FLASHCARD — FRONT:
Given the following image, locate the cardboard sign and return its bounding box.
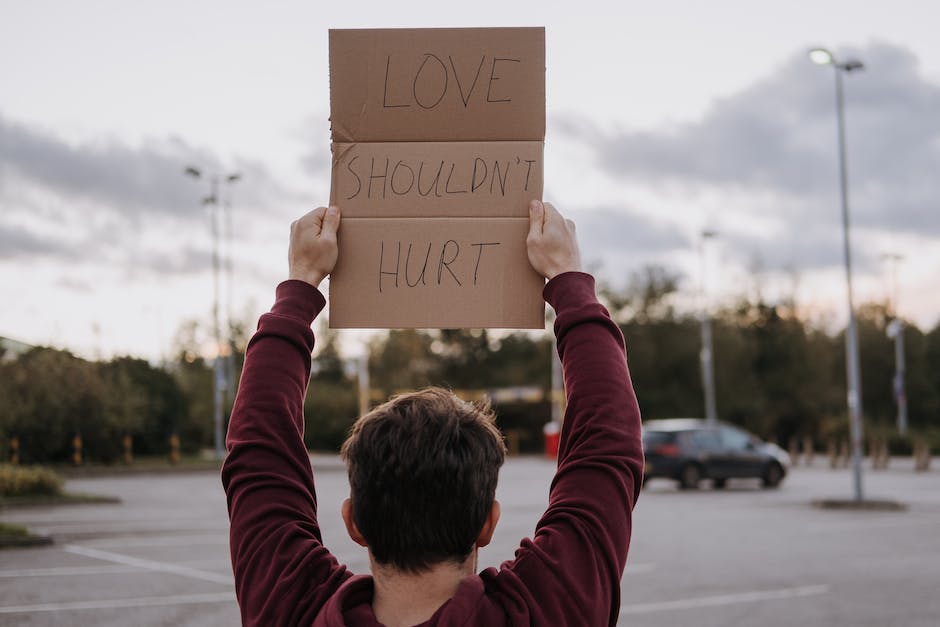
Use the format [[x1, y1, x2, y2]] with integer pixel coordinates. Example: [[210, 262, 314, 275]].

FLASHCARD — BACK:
[[328, 27, 545, 329]]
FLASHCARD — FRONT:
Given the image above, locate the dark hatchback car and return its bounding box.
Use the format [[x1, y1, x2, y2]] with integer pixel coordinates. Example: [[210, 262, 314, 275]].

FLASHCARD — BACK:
[[642, 418, 790, 489]]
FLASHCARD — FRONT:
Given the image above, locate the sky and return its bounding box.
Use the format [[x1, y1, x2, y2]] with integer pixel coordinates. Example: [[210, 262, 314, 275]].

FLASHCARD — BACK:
[[2, 0, 939, 361]]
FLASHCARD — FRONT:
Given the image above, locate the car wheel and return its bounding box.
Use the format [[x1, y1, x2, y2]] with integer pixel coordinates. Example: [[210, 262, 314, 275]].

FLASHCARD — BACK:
[[713, 478, 727, 489], [678, 464, 702, 490], [761, 462, 784, 488]]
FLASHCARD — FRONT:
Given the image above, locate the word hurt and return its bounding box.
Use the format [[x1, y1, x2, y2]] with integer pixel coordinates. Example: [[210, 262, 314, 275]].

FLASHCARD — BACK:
[[378, 240, 501, 292]]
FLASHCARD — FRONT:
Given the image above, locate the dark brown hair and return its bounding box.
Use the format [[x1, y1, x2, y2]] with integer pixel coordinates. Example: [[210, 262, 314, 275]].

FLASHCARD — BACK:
[[340, 387, 506, 572]]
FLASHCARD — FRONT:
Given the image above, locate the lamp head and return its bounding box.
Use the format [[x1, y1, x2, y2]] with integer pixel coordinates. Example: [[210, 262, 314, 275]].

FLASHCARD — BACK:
[[809, 48, 833, 65]]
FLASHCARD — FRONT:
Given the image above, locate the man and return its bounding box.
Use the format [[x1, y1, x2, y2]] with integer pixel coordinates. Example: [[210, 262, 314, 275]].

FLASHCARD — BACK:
[[222, 200, 644, 626]]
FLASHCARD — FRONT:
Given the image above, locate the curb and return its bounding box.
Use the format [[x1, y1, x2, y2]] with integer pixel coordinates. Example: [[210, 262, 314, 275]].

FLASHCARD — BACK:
[[811, 498, 907, 511], [0, 533, 54, 549]]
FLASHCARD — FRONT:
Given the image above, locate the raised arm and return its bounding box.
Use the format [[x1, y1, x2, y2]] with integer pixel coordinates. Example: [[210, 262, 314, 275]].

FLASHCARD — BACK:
[[221, 207, 352, 626], [488, 201, 643, 626]]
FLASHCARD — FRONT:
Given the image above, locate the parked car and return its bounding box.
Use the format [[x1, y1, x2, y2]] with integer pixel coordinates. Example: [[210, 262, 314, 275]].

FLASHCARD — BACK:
[[642, 418, 790, 489]]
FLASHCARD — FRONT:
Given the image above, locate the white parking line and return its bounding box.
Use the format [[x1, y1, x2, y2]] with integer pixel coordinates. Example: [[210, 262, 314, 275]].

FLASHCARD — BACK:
[[619, 584, 830, 616], [0, 592, 235, 614], [30, 521, 225, 535], [177, 558, 233, 568], [0, 565, 142, 578], [64, 545, 233, 585], [80, 534, 228, 549], [0, 557, 233, 579]]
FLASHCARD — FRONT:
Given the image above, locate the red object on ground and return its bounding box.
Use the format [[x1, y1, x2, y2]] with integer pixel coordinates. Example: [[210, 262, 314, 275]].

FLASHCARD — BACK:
[[543, 422, 561, 459]]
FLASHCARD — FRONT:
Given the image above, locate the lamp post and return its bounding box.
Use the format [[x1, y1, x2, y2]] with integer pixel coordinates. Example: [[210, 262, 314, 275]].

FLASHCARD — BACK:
[[882, 253, 907, 435], [220, 173, 241, 425], [699, 230, 718, 427], [809, 46, 866, 501], [184, 166, 242, 460]]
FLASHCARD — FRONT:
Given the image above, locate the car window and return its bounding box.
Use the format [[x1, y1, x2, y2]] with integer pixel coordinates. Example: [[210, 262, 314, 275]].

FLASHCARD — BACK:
[[720, 427, 752, 450], [642, 431, 675, 447], [688, 429, 721, 451]]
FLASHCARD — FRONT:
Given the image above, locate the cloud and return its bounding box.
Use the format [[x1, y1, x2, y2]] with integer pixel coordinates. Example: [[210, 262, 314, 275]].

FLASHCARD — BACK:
[[722, 224, 863, 274], [299, 139, 332, 177], [575, 207, 689, 254], [53, 276, 93, 293], [142, 246, 214, 276], [0, 111, 291, 277], [0, 115, 216, 218], [0, 223, 79, 260], [565, 207, 691, 281], [0, 111, 287, 221], [561, 42, 940, 240]]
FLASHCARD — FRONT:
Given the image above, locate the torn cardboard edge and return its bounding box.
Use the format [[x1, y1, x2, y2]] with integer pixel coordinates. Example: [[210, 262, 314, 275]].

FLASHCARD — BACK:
[[330, 140, 543, 217], [329, 217, 545, 329]]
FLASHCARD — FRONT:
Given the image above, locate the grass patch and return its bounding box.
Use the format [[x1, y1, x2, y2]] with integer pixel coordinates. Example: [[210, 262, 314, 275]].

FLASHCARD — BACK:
[[0, 465, 119, 509], [0, 521, 28, 537], [0, 492, 120, 508], [0, 465, 63, 498], [0, 521, 53, 548]]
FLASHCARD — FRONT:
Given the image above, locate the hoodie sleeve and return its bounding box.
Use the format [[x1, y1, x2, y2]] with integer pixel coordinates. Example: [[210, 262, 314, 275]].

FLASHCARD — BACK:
[[221, 280, 352, 626], [484, 271, 644, 627]]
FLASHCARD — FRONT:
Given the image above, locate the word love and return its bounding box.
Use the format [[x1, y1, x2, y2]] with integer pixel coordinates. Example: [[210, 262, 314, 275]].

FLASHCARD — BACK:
[[383, 54, 521, 110], [377, 239, 501, 292]]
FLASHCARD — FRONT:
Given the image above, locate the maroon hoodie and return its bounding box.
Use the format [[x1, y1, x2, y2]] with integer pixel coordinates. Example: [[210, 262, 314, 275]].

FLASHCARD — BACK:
[[222, 271, 643, 626]]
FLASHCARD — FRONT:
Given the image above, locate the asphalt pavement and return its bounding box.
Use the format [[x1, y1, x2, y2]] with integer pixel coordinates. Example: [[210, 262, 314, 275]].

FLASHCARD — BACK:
[[1, 455, 938, 626]]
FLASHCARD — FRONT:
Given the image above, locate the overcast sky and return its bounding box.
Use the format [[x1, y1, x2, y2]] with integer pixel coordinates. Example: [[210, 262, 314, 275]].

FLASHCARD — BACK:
[[2, 0, 939, 360]]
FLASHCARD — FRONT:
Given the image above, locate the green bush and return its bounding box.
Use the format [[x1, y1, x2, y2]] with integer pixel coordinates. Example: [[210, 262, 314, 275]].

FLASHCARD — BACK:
[[0, 522, 29, 537], [304, 379, 359, 451], [0, 465, 64, 497]]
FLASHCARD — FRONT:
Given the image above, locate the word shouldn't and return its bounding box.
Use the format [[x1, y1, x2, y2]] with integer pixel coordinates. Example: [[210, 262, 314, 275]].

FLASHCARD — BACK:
[[378, 240, 501, 292], [344, 156, 537, 200]]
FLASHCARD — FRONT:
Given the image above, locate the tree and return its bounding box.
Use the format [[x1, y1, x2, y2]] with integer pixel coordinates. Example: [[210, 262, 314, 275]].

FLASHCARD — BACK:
[[312, 321, 346, 383], [369, 330, 439, 393], [2, 348, 105, 462], [304, 322, 359, 451], [99, 357, 189, 455], [601, 265, 681, 324]]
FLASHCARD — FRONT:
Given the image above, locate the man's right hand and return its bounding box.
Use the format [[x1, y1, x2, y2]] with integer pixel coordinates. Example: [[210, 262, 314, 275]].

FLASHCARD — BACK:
[[525, 200, 582, 280], [288, 206, 341, 288]]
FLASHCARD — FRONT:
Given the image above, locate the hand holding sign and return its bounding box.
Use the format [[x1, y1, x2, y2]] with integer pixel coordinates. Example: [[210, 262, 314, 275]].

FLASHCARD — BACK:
[[289, 206, 342, 288], [526, 200, 582, 281]]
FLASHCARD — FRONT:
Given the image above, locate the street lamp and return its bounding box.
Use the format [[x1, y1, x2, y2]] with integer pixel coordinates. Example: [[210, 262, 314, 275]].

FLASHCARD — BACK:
[[882, 253, 908, 435], [220, 173, 241, 434], [700, 230, 718, 427], [809, 46, 866, 501], [184, 166, 242, 461]]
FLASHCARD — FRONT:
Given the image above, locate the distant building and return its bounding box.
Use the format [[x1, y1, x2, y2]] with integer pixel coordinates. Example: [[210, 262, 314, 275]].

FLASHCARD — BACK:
[[0, 336, 33, 361]]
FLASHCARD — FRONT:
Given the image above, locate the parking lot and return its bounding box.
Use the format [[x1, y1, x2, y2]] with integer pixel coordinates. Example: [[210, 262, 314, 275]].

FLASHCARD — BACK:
[[2, 456, 939, 626]]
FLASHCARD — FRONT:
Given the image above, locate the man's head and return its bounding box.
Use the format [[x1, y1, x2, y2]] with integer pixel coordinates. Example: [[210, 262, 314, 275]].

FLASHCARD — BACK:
[[340, 387, 506, 573]]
